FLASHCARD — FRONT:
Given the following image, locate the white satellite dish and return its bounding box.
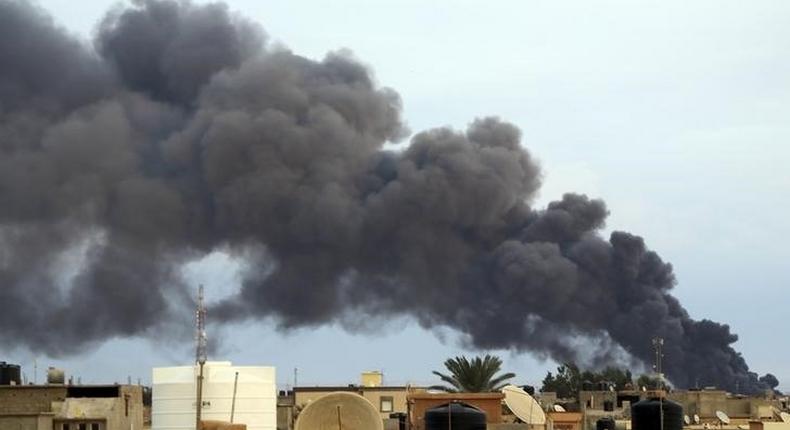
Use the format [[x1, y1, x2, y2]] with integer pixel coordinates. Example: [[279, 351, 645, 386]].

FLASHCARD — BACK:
[[694, 414, 701, 424], [502, 384, 546, 425], [295, 392, 384, 430], [684, 415, 691, 425], [554, 404, 567, 412], [780, 412, 790, 423], [716, 410, 731, 425]]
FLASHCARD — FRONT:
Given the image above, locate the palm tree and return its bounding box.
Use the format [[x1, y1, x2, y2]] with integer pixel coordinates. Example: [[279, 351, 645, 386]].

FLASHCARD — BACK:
[[431, 354, 516, 392]]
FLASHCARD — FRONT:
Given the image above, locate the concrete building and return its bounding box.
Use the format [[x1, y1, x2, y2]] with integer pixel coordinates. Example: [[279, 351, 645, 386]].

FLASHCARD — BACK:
[[293, 384, 422, 421], [0, 384, 144, 430], [668, 389, 783, 422], [407, 392, 504, 430]]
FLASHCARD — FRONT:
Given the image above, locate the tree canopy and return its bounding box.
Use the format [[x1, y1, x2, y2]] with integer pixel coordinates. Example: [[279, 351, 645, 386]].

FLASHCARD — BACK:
[[541, 362, 656, 398], [431, 355, 516, 393]]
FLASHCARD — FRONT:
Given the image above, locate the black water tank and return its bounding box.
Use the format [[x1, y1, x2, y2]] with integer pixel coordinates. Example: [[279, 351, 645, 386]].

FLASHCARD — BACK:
[[597, 417, 616, 430], [425, 402, 486, 430], [632, 398, 683, 430], [0, 362, 21, 385]]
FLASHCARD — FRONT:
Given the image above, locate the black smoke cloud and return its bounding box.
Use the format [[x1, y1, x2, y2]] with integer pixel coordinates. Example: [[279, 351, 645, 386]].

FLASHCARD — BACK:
[[0, 0, 771, 393]]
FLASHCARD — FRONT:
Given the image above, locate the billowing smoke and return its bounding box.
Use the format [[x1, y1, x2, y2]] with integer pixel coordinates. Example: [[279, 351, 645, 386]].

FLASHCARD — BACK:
[[0, 0, 772, 393]]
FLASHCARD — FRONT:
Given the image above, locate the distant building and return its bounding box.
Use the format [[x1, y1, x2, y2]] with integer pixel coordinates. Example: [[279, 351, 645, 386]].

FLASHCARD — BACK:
[[0, 384, 144, 430]]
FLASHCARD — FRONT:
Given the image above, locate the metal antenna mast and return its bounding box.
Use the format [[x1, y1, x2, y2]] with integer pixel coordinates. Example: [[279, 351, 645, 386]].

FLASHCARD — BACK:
[[652, 337, 664, 389], [195, 285, 208, 430], [653, 337, 665, 430]]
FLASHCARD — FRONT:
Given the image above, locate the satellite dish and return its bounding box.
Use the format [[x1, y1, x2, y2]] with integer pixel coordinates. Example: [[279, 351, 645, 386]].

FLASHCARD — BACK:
[[502, 385, 546, 425], [694, 414, 701, 424], [716, 410, 731, 425], [684, 415, 691, 425], [554, 404, 567, 412], [780, 412, 790, 423], [295, 392, 384, 430]]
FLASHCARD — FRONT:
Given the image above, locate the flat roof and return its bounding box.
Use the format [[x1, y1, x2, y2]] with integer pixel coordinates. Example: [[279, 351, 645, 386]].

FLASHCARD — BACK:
[[408, 392, 504, 400], [294, 385, 420, 392]]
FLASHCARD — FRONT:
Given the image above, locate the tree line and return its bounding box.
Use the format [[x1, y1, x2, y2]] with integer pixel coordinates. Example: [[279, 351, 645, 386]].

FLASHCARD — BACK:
[[540, 362, 663, 398]]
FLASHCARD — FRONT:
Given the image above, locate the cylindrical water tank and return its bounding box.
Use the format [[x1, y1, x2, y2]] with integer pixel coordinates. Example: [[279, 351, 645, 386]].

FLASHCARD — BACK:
[[425, 402, 486, 430], [152, 362, 276, 430], [597, 417, 616, 430], [0, 362, 21, 385], [47, 367, 65, 384], [632, 398, 683, 430]]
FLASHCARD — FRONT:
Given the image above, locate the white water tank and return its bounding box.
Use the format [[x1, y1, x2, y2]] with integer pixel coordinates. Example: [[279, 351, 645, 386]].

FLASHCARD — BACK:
[[152, 361, 276, 430]]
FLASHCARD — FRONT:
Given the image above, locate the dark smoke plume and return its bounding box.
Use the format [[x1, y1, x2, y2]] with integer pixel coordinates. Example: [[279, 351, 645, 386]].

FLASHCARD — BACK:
[[0, 0, 772, 393]]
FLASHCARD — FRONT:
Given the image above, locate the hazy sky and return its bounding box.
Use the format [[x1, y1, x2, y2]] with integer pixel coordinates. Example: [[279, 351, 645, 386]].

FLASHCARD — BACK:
[[12, 0, 789, 391]]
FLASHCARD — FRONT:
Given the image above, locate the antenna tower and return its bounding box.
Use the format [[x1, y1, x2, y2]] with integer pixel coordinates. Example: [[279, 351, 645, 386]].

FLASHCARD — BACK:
[[196, 285, 207, 365], [653, 337, 665, 430], [195, 285, 207, 430]]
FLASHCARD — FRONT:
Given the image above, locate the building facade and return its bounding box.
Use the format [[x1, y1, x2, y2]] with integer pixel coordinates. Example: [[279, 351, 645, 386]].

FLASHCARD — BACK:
[[0, 385, 144, 430]]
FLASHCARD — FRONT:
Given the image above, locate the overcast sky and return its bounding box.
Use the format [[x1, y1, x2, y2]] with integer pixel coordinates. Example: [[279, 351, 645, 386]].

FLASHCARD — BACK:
[[14, 0, 789, 391]]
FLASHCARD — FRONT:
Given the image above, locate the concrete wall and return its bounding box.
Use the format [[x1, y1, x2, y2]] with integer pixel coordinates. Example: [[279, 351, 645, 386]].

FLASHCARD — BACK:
[[579, 391, 618, 412], [0, 414, 54, 430], [0, 386, 68, 414], [0, 385, 143, 430], [547, 411, 583, 430], [276, 404, 293, 430], [55, 385, 143, 430], [490, 425, 534, 430], [361, 389, 410, 420], [750, 422, 790, 430]]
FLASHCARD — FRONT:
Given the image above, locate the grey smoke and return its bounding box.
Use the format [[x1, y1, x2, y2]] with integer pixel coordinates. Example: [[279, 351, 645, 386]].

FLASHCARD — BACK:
[[0, 0, 772, 393]]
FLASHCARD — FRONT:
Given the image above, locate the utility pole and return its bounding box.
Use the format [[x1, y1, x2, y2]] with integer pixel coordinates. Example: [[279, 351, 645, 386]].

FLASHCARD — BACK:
[[294, 367, 298, 389], [195, 285, 208, 430]]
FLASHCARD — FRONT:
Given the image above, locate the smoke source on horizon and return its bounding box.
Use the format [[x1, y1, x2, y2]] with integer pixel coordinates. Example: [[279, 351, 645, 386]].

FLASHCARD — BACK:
[[0, 0, 774, 393]]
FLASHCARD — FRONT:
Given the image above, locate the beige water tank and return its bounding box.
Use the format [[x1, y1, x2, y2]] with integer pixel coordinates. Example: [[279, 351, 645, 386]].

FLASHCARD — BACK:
[[153, 362, 276, 430], [361, 371, 383, 387], [47, 367, 65, 384]]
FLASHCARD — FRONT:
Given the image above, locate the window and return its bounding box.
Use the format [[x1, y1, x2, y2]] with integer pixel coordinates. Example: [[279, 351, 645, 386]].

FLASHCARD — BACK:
[[380, 396, 394, 413], [79, 424, 87, 430], [91, 424, 100, 430]]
